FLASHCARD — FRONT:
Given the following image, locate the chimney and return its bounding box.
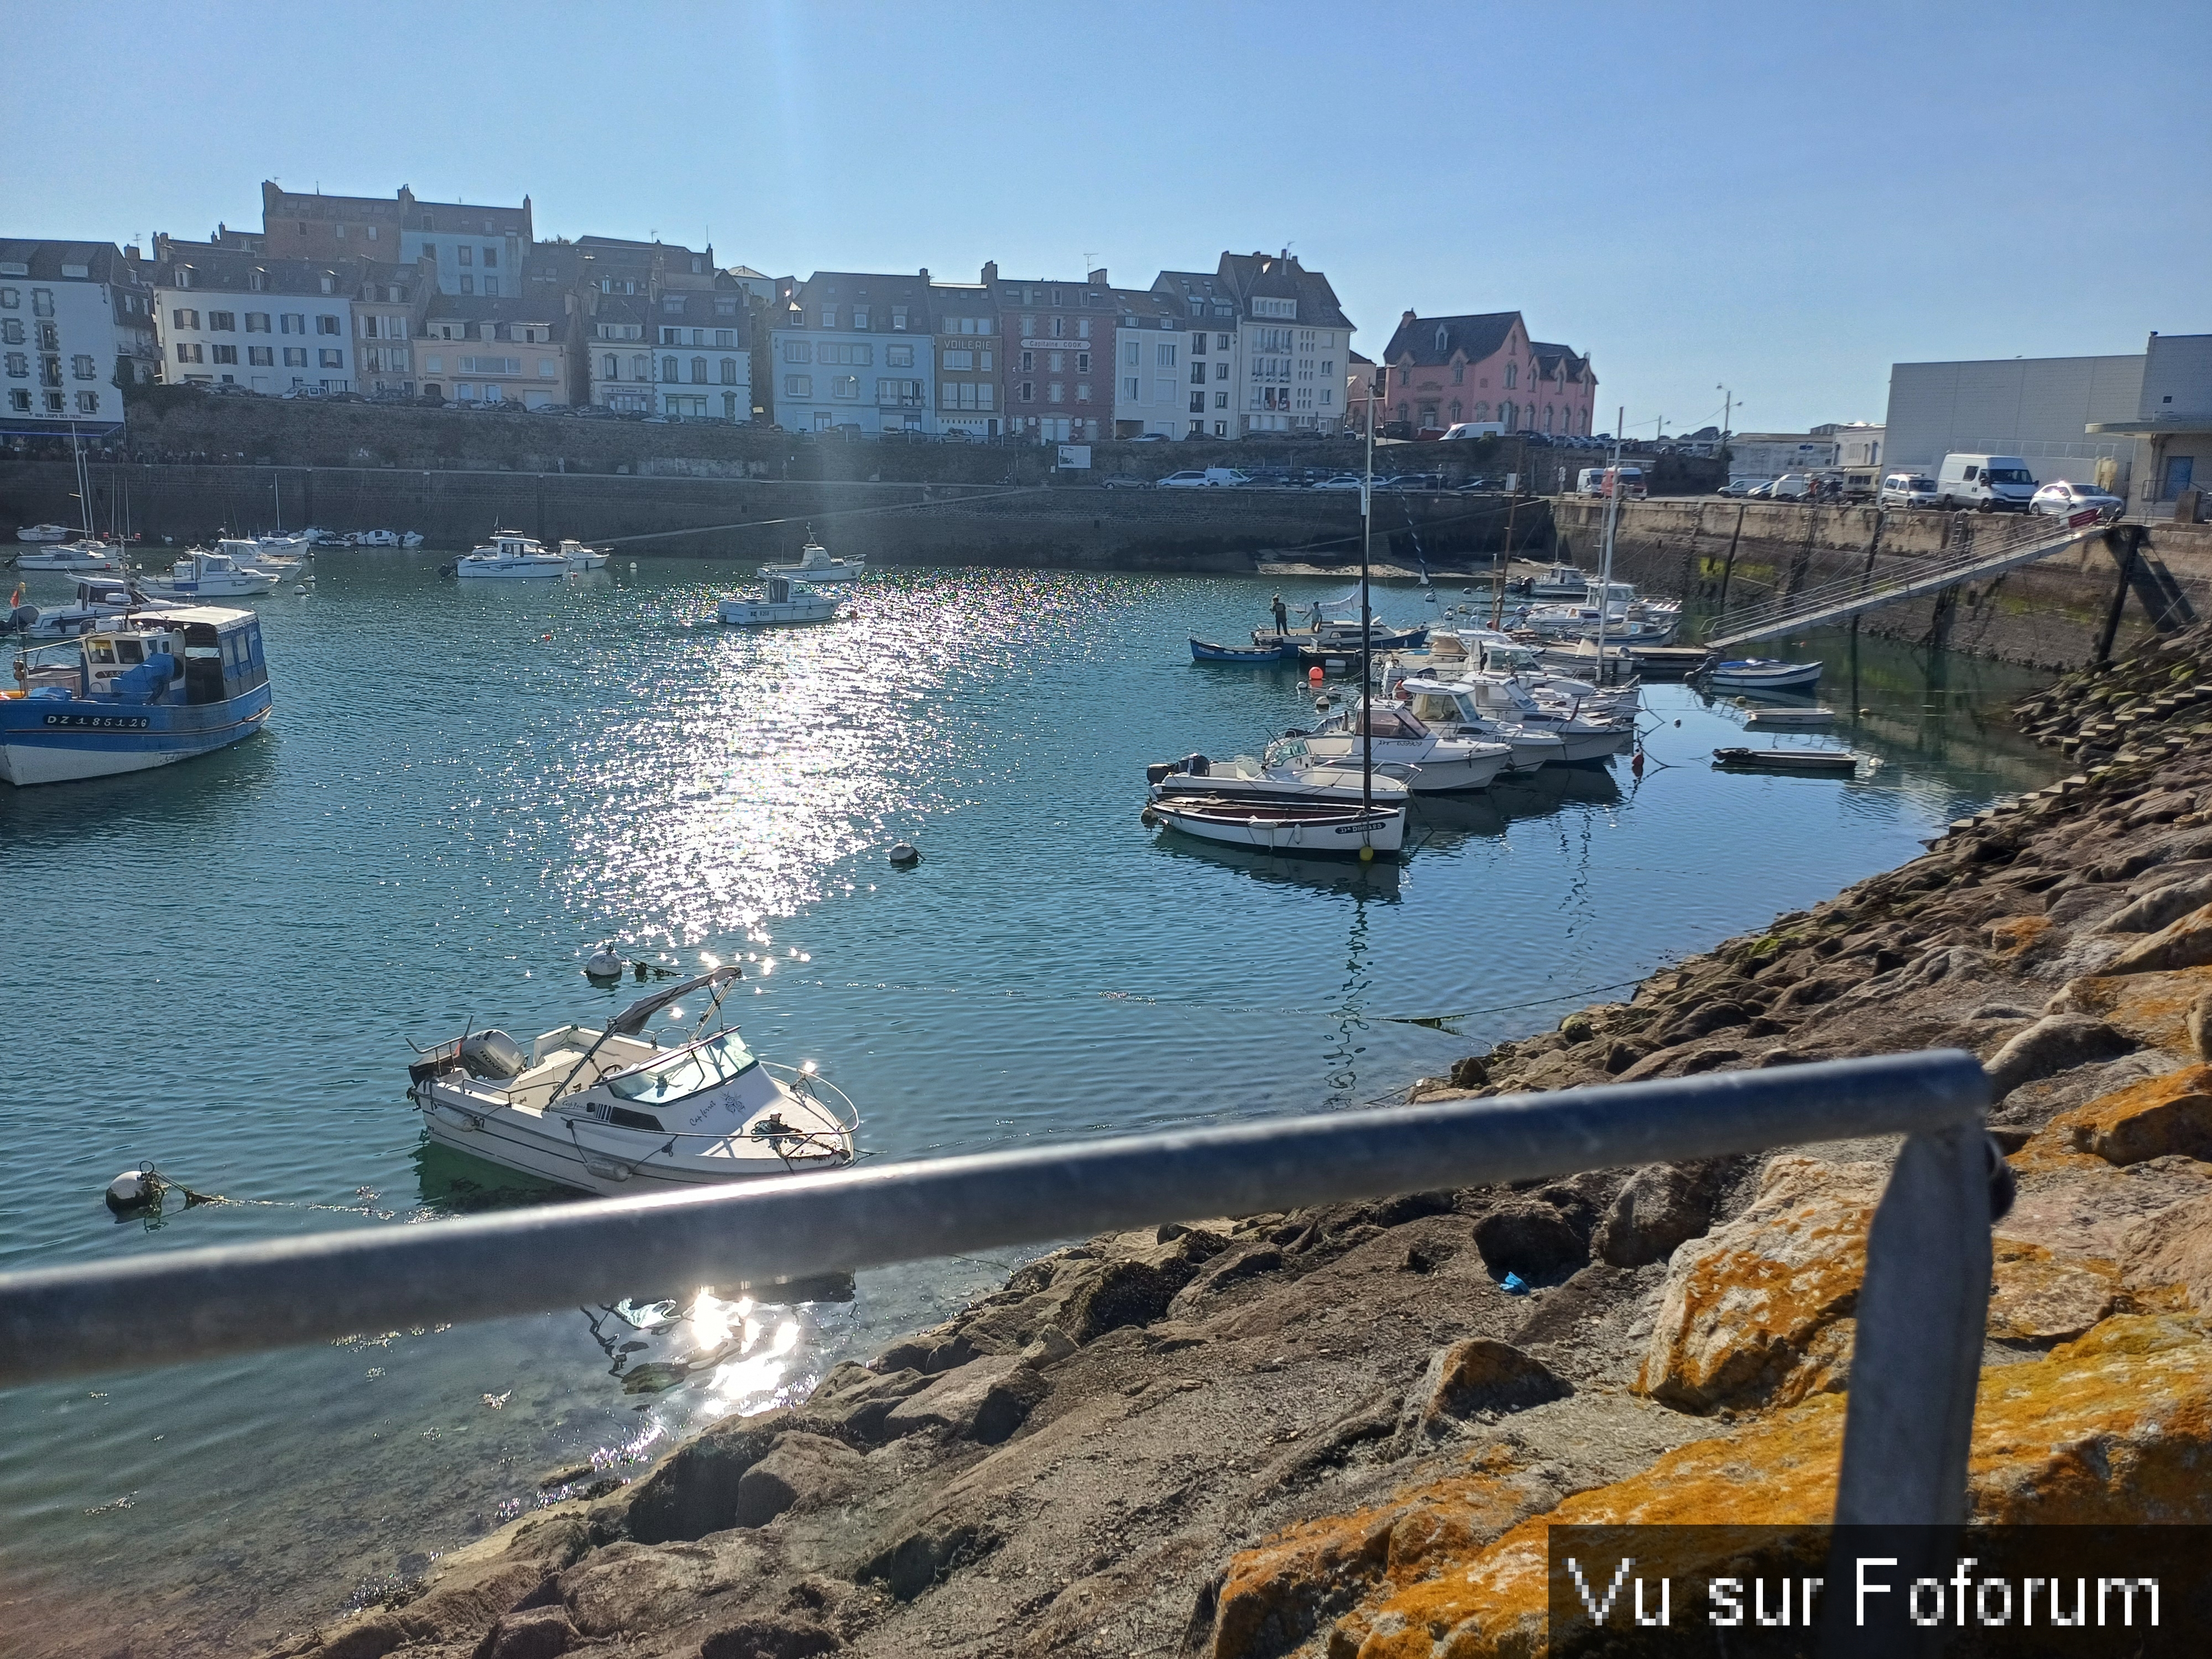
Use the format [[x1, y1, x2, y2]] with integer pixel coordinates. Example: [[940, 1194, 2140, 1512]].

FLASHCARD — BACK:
[[981, 260, 998, 285], [919, 267, 930, 280], [1401, 309, 1417, 327], [1087, 267, 1108, 284]]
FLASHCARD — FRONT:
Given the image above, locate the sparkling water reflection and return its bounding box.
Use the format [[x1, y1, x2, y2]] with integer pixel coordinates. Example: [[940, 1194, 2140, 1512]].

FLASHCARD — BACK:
[[0, 554, 2059, 1654]]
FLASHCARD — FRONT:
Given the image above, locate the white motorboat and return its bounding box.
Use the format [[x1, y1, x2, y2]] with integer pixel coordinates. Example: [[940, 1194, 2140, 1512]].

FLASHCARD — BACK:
[[1745, 706, 1839, 727], [1147, 739, 1415, 808], [406, 967, 859, 1196], [14, 541, 121, 572], [14, 524, 74, 544], [1524, 562, 1593, 600], [1397, 675, 1630, 765], [557, 539, 610, 572], [761, 531, 864, 583], [139, 549, 280, 599], [718, 575, 842, 627], [6, 576, 148, 639], [1515, 584, 1681, 645], [1391, 680, 1567, 771], [1705, 658, 1824, 692], [1387, 629, 1640, 719], [212, 537, 302, 577], [1149, 795, 1406, 856], [445, 530, 571, 580], [1295, 699, 1515, 792], [258, 533, 314, 557]]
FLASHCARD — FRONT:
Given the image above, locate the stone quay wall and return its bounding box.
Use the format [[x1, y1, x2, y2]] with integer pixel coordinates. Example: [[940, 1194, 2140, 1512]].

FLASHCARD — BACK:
[[1552, 496, 2212, 670], [0, 461, 1556, 575]]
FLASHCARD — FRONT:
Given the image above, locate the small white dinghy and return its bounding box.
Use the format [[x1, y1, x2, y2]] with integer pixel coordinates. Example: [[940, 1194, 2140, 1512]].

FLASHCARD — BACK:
[[718, 574, 842, 627], [1745, 706, 1839, 728], [406, 966, 858, 1195], [1146, 739, 1416, 808], [1149, 795, 1406, 856], [1706, 658, 1823, 692], [760, 530, 864, 583]]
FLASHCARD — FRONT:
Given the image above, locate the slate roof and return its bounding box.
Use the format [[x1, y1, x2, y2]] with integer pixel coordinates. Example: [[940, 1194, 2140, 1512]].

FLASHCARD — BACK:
[[1217, 252, 1354, 332], [152, 239, 374, 298], [782, 270, 939, 331], [1112, 288, 1183, 327], [0, 239, 136, 284], [1530, 340, 1592, 382], [1383, 312, 1522, 367]]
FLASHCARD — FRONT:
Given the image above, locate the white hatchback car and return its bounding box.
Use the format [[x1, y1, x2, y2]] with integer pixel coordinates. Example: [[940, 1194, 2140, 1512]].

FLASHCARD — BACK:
[[1878, 473, 1939, 508], [2031, 481, 2124, 520]]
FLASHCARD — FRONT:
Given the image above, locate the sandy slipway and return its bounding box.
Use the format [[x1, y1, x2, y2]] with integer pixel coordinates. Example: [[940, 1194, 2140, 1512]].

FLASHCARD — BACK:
[[263, 628, 2212, 1659]]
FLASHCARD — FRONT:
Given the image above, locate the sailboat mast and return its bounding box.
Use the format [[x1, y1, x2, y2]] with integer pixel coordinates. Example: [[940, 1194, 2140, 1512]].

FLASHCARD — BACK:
[[1361, 388, 1374, 816], [1597, 405, 1624, 684]]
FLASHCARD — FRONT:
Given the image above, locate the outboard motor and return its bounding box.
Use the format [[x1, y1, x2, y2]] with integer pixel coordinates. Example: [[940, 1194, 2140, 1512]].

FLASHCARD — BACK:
[[1183, 752, 1209, 778], [458, 1029, 528, 1080], [8, 604, 38, 631]]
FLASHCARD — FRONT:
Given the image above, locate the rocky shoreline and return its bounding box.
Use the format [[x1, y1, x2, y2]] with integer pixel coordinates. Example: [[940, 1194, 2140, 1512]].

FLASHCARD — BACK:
[[265, 625, 2212, 1659]]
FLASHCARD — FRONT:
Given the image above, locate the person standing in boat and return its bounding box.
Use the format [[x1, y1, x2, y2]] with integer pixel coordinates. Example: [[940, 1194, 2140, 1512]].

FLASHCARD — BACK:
[[1271, 593, 1288, 635]]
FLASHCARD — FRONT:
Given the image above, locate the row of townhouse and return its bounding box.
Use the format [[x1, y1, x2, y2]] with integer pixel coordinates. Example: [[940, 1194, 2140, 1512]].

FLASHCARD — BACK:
[[0, 239, 160, 432], [763, 251, 1361, 440]]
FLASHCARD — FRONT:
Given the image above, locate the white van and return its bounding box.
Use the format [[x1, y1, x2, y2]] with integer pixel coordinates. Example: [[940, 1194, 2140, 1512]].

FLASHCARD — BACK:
[[1441, 421, 1504, 441], [1576, 466, 1646, 498], [1879, 472, 1938, 508], [1936, 454, 2037, 512]]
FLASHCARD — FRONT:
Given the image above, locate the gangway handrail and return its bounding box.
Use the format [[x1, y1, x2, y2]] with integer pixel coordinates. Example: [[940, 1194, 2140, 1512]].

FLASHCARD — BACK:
[[0, 1051, 1992, 1524], [1700, 517, 2107, 650]]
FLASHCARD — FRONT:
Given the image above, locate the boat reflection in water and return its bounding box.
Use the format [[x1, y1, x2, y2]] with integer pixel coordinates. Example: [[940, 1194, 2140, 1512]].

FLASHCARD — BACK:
[[1149, 825, 1405, 899]]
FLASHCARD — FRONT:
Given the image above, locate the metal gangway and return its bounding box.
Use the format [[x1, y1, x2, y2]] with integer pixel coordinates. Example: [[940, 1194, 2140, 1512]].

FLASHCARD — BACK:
[[0, 1051, 2001, 1528], [1700, 512, 2114, 652]]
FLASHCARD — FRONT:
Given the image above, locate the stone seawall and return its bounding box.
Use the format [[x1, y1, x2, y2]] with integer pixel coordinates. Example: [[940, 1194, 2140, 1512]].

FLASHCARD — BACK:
[[0, 461, 1556, 573], [1553, 497, 2212, 669]]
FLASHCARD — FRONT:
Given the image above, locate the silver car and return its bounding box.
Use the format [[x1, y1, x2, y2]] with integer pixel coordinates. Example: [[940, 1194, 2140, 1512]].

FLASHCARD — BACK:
[[2031, 481, 2124, 521]]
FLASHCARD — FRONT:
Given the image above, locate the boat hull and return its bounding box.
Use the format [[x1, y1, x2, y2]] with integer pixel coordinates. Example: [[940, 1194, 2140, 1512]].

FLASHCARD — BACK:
[[1713, 747, 1858, 773], [140, 576, 279, 599], [760, 563, 863, 583], [1152, 799, 1406, 855], [1191, 637, 1293, 663], [15, 552, 118, 572], [455, 564, 568, 580], [1709, 663, 1824, 691], [415, 1102, 849, 1196], [0, 685, 272, 786], [719, 598, 842, 625]]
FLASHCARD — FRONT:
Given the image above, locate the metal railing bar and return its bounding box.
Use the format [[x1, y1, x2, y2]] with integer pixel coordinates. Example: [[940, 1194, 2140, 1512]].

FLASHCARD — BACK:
[[0, 1051, 1984, 1390]]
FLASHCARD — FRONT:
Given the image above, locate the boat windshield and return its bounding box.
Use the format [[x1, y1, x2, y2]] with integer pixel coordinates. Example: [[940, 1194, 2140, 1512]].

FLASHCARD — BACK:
[[606, 1031, 758, 1104]]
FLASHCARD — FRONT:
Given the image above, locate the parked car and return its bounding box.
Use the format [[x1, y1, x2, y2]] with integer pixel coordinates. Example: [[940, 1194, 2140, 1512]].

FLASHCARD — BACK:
[[1098, 473, 1149, 489], [1158, 468, 1249, 487], [1311, 474, 1365, 491], [1877, 473, 1938, 509], [1379, 473, 1446, 492], [2031, 480, 2124, 520], [1378, 420, 1415, 441], [1454, 476, 1500, 493], [938, 429, 972, 442], [1936, 453, 2037, 512], [1578, 466, 1647, 498], [1130, 433, 1172, 444], [1241, 467, 1297, 488], [1715, 477, 1771, 498]]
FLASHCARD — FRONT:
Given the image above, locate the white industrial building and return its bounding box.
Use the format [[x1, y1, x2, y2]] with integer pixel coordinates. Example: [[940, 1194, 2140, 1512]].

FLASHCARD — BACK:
[[1882, 352, 2145, 496]]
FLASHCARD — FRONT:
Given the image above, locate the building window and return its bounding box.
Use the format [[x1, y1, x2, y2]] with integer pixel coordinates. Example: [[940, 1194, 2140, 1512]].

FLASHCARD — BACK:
[[891, 305, 907, 330], [719, 358, 738, 384], [460, 276, 474, 294], [784, 340, 812, 363], [1215, 391, 1228, 409], [819, 306, 836, 328], [482, 246, 497, 268], [315, 315, 339, 335], [173, 307, 200, 328], [0, 320, 15, 345], [246, 312, 270, 332], [1188, 391, 1204, 413], [1019, 349, 1034, 372], [1190, 362, 1205, 385], [603, 353, 619, 379], [688, 356, 706, 383], [32, 289, 55, 317], [7, 389, 26, 411], [784, 373, 812, 398], [319, 348, 343, 368], [632, 354, 649, 379], [716, 297, 738, 316], [852, 307, 869, 329], [1047, 381, 1063, 401], [284, 347, 307, 367], [885, 343, 914, 368], [77, 390, 99, 413], [1075, 382, 1090, 403], [715, 330, 735, 348], [70, 353, 97, 378], [1020, 382, 1035, 403], [1504, 363, 1516, 388], [661, 356, 679, 382], [1123, 376, 1139, 400], [3, 352, 24, 377], [1215, 363, 1228, 381], [210, 345, 238, 366], [0, 289, 15, 309], [831, 375, 858, 399], [280, 314, 304, 334], [207, 310, 236, 331], [175, 343, 203, 363], [1156, 343, 1176, 368], [249, 346, 274, 366]]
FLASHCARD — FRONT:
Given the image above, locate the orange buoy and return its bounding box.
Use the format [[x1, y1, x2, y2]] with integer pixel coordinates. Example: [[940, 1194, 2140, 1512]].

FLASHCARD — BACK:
[[1307, 665, 1323, 685]]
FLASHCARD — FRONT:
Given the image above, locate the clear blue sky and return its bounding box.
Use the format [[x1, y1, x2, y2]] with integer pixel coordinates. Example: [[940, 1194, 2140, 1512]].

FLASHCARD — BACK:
[[12, 0, 2205, 435]]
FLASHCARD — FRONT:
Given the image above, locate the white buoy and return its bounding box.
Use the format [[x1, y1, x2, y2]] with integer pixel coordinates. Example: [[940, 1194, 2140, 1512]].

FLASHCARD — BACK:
[[888, 842, 920, 867], [105, 1170, 156, 1213], [585, 944, 625, 979]]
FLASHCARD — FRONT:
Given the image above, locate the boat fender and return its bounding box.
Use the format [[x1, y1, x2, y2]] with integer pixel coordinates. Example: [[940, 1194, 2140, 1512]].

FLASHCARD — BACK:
[[888, 841, 920, 867], [585, 945, 625, 979], [105, 1168, 161, 1213], [1139, 805, 1157, 827]]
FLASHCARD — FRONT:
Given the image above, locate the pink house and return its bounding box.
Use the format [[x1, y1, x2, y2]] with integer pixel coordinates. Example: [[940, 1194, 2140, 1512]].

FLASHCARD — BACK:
[[1378, 310, 1596, 437]]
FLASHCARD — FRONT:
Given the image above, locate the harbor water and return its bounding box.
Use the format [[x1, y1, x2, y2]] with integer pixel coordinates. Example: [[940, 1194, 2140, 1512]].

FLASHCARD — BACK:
[[0, 552, 2059, 1653]]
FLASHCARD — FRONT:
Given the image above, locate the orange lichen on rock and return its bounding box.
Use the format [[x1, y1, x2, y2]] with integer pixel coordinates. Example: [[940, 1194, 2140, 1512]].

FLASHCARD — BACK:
[[2017, 1062, 2212, 1169], [1319, 1314, 2212, 1659], [1631, 1157, 1881, 1413], [1206, 1453, 1551, 1659], [1988, 915, 2052, 956], [2058, 967, 2212, 1058]]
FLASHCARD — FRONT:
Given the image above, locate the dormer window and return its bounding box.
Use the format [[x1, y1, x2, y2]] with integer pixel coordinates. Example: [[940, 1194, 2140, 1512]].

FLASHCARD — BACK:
[[853, 307, 869, 329], [1434, 326, 1447, 354]]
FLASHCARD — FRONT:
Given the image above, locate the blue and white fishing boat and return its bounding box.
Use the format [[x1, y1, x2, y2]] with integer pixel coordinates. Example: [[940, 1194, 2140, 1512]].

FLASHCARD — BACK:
[[140, 547, 281, 599], [1704, 658, 1824, 692], [718, 574, 842, 627], [2, 605, 273, 786], [6, 576, 149, 640]]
